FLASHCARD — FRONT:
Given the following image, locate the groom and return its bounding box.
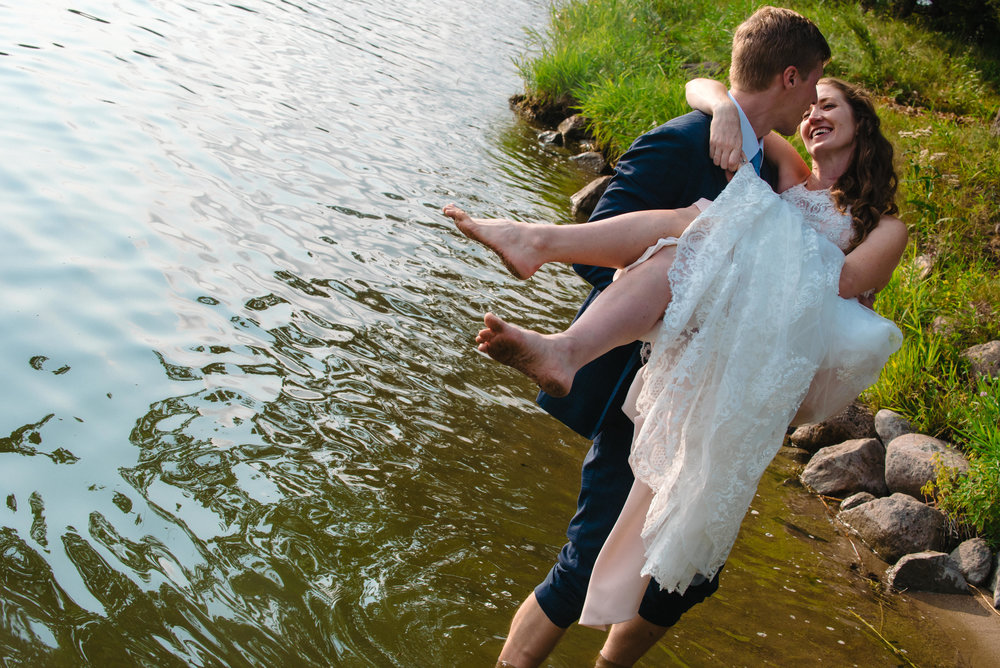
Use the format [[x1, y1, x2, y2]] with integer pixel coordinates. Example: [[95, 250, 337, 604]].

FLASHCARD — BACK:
[[497, 7, 830, 668]]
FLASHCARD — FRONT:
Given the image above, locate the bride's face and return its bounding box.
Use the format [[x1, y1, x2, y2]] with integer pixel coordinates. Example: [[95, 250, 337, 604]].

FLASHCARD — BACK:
[[799, 84, 856, 157]]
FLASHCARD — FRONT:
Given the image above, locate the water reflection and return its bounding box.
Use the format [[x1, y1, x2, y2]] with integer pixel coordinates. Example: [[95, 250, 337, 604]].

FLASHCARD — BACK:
[[1, 0, 579, 663]]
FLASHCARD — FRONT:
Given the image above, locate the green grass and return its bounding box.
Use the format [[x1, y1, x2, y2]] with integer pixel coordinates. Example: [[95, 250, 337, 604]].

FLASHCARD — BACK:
[[515, 0, 1000, 545], [933, 374, 1000, 541]]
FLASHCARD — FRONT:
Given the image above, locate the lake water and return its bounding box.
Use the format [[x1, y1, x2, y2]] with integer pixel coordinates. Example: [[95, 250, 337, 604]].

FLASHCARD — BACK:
[[0, 1, 975, 665]]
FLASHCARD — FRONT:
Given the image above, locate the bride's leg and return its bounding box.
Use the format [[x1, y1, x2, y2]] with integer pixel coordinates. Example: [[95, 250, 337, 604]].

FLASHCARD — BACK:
[[476, 246, 676, 396], [443, 204, 697, 279], [580, 414, 655, 630]]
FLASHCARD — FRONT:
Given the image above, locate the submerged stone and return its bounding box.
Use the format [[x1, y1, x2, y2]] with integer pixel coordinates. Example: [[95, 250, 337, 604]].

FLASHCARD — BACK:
[[838, 493, 946, 563], [950, 537, 993, 586], [557, 114, 590, 142], [886, 551, 968, 594], [789, 402, 875, 452], [538, 130, 562, 146], [569, 150, 607, 173], [570, 176, 611, 222]]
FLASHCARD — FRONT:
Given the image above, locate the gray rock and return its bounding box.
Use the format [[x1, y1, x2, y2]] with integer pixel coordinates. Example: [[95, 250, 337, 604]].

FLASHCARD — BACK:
[[886, 551, 968, 594], [801, 438, 888, 497], [557, 114, 590, 143], [569, 150, 607, 173], [874, 409, 913, 445], [993, 554, 1000, 608], [838, 493, 946, 562], [788, 402, 876, 452], [885, 433, 970, 499], [841, 491, 876, 511], [992, 105, 1000, 137], [930, 315, 957, 337], [537, 130, 562, 146], [569, 176, 612, 222], [949, 537, 993, 586], [961, 340, 1000, 380], [914, 254, 935, 280]]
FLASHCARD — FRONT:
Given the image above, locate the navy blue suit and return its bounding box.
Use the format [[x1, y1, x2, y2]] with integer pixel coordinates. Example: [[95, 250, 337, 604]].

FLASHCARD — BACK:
[[533, 111, 778, 627]]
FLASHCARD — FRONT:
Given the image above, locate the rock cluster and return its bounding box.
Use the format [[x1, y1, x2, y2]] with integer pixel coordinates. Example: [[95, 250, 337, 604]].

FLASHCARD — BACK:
[[508, 103, 615, 222], [794, 404, 998, 606], [540, 114, 616, 222]]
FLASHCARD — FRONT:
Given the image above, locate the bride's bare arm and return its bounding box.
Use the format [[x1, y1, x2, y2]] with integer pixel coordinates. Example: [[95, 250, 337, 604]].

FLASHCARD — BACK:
[[762, 133, 811, 192], [686, 78, 743, 171], [839, 215, 909, 299], [687, 78, 812, 190]]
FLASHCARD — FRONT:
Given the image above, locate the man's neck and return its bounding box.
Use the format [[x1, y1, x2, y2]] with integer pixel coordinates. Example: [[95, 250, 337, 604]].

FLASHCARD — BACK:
[[729, 88, 778, 140]]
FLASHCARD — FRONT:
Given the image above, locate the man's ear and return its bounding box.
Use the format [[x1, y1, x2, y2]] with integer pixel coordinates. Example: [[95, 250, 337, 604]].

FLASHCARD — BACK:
[[782, 65, 799, 89]]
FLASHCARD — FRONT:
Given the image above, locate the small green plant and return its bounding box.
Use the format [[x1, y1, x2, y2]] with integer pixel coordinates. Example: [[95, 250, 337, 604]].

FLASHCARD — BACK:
[[933, 375, 1000, 547]]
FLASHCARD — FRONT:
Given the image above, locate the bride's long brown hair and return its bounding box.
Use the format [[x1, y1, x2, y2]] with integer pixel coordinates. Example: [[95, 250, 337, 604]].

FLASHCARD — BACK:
[[822, 78, 898, 251]]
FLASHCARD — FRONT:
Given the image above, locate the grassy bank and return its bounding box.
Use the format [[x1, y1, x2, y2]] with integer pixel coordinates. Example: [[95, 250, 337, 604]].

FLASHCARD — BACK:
[[515, 0, 1000, 544]]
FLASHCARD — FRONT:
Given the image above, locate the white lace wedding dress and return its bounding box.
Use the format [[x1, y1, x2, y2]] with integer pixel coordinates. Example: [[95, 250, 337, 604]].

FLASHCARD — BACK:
[[579, 166, 902, 627]]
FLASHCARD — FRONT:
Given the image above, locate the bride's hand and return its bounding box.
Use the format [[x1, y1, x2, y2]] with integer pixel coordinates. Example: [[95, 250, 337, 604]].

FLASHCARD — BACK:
[[858, 291, 877, 310], [709, 99, 744, 173]]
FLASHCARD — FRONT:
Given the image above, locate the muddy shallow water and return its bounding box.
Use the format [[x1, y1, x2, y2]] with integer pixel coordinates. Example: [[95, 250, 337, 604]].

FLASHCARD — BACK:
[[599, 446, 999, 667]]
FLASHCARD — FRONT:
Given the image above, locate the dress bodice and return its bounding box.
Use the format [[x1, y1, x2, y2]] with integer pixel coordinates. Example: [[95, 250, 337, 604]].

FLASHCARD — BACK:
[[780, 183, 854, 251]]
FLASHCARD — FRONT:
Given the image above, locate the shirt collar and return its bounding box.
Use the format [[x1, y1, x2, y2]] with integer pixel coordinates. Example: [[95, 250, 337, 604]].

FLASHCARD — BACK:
[[728, 91, 764, 163]]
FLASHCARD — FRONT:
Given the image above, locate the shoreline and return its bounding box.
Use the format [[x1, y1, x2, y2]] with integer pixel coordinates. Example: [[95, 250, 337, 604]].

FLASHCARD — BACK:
[[773, 446, 1000, 667]]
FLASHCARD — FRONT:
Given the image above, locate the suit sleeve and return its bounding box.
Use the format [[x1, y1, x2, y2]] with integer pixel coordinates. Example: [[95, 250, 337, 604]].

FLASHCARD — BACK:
[[575, 120, 706, 290], [539, 114, 718, 439]]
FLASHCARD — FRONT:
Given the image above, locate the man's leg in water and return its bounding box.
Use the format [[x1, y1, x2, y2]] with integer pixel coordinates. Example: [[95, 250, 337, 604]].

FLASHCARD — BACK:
[[600, 616, 669, 667], [495, 593, 691, 667], [500, 407, 637, 667], [599, 567, 722, 666], [442, 204, 696, 279], [476, 246, 677, 397], [496, 593, 565, 668]]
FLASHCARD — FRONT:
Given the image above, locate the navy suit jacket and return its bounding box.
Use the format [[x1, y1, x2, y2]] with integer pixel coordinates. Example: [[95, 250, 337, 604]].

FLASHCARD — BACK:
[[538, 110, 778, 439]]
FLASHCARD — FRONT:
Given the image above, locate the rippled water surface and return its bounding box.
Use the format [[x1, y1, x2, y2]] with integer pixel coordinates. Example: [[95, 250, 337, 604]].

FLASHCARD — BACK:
[[0, 1, 975, 666]]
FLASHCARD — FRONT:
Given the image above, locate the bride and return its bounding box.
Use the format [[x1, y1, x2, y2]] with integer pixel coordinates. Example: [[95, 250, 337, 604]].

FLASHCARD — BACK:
[[444, 77, 907, 625]]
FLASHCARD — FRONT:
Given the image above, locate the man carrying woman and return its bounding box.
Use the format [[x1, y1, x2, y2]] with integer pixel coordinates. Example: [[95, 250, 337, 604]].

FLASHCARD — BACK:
[[449, 7, 855, 668]]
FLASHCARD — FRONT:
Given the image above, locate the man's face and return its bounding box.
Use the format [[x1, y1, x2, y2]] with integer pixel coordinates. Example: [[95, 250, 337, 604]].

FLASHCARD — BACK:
[[776, 64, 823, 136]]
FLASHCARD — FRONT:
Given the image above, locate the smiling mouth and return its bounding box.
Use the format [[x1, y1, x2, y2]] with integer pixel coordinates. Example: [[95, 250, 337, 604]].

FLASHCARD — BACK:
[[811, 128, 832, 138]]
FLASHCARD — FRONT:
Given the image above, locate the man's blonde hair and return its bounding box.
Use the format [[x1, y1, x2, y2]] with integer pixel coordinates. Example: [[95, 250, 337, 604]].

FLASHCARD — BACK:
[[730, 6, 830, 91]]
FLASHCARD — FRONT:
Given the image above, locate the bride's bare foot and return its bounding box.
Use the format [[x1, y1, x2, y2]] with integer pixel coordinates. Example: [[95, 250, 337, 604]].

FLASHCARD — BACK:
[[475, 312, 576, 397], [442, 204, 545, 279]]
